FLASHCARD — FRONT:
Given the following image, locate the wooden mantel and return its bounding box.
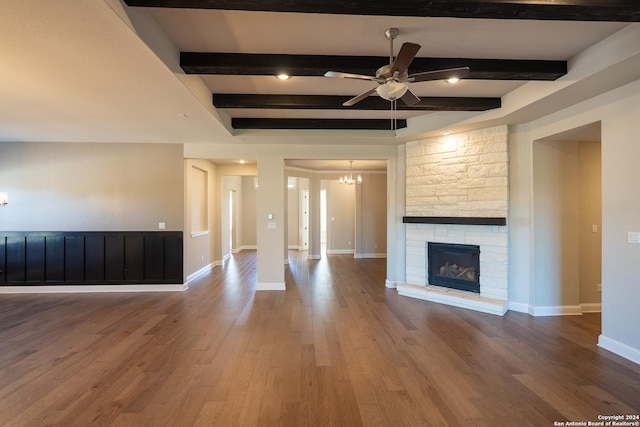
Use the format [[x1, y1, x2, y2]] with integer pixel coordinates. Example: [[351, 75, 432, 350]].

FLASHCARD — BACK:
[[402, 216, 507, 226]]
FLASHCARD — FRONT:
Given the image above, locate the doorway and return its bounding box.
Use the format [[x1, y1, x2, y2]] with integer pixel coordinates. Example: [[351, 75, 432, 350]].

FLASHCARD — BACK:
[[532, 122, 602, 314]]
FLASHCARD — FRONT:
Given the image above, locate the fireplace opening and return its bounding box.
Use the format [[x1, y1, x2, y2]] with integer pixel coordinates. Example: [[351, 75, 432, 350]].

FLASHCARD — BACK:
[[428, 242, 480, 293]]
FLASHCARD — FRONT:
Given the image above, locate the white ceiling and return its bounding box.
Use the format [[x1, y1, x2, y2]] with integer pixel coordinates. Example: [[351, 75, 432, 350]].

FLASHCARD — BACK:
[[0, 1, 636, 146]]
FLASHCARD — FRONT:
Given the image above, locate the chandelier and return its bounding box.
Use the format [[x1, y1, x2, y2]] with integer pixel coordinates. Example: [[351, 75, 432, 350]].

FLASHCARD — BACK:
[[339, 161, 362, 185]]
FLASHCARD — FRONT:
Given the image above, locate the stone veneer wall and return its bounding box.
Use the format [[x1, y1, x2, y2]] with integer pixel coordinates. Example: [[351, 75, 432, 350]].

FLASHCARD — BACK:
[[405, 125, 509, 301]]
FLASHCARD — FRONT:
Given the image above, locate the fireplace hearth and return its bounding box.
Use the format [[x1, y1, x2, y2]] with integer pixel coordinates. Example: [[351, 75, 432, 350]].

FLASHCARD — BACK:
[[428, 242, 480, 293]]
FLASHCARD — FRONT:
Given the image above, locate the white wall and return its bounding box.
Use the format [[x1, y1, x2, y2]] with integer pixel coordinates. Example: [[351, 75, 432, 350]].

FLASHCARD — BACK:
[[0, 142, 183, 231]]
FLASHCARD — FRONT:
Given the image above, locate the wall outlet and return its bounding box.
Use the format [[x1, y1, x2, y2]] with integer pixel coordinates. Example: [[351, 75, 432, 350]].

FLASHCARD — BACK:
[[591, 224, 598, 233], [158, 222, 166, 230], [348, 241, 351, 246], [597, 283, 602, 292], [374, 244, 377, 249]]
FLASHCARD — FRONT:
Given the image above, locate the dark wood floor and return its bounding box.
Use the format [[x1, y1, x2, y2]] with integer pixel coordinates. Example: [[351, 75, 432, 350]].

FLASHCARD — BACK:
[[0, 250, 638, 426]]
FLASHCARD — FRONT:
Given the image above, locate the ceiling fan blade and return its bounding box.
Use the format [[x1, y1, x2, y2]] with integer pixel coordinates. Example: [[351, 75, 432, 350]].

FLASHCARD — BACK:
[[324, 71, 376, 81], [408, 67, 471, 83], [390, 42, 421, 75], [343, 87, 379, 106], [400, 89, 420, 106]]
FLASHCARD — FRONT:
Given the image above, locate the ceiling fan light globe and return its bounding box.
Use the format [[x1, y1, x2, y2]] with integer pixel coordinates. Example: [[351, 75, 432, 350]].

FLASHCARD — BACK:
[[376, 81, 408, 101]]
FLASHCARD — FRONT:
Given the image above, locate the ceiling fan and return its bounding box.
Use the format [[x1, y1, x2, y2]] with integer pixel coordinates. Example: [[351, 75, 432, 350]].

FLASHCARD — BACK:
[[324, 28, 470, 107]]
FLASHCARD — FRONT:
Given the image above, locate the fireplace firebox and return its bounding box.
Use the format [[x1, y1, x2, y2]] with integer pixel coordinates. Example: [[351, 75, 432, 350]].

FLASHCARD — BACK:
[[428, 242, 480, 293]]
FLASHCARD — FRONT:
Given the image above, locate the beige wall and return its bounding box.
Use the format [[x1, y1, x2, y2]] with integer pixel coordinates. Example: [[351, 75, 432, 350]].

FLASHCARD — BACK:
[[532, 140, 581, 308], [241, 175, 257, 248], [356, 173, 387, 256], [326, 180, 355, 253], [184, 158, 216, 278], [0, 142, 183, 231], [222, 175, 243, 255], [288, 182, 300, 248], [579, 142, 602, 305]]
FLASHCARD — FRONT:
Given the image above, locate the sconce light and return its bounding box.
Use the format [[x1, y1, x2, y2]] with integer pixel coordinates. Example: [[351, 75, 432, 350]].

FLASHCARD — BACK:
[[0, 192, 7, 207]]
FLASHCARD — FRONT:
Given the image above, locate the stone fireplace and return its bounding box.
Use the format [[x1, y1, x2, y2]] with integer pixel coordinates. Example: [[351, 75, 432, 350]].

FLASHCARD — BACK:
[[398, 125, 509, 315]]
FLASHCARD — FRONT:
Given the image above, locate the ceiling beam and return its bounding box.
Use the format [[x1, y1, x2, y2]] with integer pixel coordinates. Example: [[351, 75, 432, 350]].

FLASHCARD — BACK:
[[231, 118, 406, 130], [181, 53, 566, 81], [124, 0, 640, 22], [214, 94, 501, 111]]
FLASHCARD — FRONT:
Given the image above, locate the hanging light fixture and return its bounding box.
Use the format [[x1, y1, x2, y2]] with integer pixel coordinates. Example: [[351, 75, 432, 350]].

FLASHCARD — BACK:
[[376, 81, 409, 101], [339, 161, 363, 185]]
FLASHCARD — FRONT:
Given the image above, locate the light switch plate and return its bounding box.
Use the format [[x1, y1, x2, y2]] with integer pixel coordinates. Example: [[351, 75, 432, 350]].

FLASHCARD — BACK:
[[268, 222, 276, 229], [628, 231, 640, 244], [159, 222, 166, 230]]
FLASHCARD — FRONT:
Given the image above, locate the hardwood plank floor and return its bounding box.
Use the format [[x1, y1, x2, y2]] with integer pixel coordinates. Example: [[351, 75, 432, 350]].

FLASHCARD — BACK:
[[0, 250, 638, 426]]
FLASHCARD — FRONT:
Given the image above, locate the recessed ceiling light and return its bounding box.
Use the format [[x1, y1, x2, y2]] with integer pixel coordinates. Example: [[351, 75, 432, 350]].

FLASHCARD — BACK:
[[445, 77, 460, 84], [239, 159, 246, 164], [276, 74, 291, 80], [442, 130, 452, 135]]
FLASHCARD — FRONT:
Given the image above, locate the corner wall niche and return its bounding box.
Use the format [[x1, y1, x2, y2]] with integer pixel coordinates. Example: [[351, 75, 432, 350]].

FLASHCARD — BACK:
[[400, 125, 509, 315]]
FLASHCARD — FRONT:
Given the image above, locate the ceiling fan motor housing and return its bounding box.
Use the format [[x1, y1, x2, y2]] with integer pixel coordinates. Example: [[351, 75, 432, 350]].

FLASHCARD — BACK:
[[376, 64, 408, 81]]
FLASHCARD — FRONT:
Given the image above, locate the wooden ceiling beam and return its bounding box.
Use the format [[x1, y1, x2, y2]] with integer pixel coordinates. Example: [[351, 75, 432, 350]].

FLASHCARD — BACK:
[[231, 118, 406, 130], [181, 53, 566, 81], [214, 94, 501, 111], [124, 0, 640, 22]]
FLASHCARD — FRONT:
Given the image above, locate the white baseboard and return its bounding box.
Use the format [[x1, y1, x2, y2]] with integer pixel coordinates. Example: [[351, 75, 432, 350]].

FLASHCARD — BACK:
[[530, 305, 584, 316], [508, 301, 533, 315], [508, 302, 601, 316], [326, 249, 354, 255], [307, 254, 321, 260], [385, 280, 397, 289], [256, 282, 286, 291], [187, 263, 214, 283], [0, 284, 188, 293], [580, 303, 602, 313], [288, 245, 301, 250], [354, 253, 387, 259], [598, 335, 640, 365], [231, 246, 257, 254]]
